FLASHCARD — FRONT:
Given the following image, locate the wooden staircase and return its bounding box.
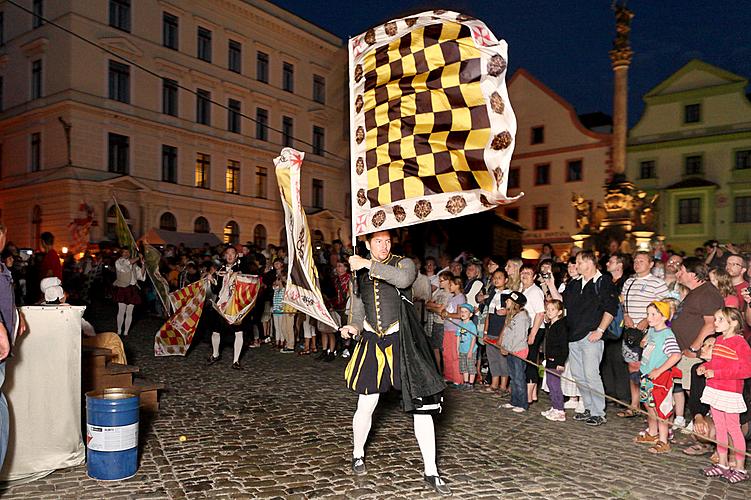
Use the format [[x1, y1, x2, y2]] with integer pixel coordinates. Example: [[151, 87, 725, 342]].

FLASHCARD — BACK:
[[82, 346, 165, 412]]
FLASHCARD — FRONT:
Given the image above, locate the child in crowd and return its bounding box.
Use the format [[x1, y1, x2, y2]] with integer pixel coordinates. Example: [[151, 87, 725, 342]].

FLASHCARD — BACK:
[[426, 271, 454, 371], [441, 276, 466, 385], [635, 301, 682, 454], [699, 307, 751, 483], [541, 299, 568, 422], [456, 303, 478, 390], [499, 291, 530, 413], [483, 270, 510, 394], [272, 276, 294, 352]]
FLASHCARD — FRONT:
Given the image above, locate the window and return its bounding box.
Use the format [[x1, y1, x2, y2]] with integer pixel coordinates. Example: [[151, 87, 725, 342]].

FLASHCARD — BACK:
[[566, 160, 582, 182], [639, 160, 656, 179], [283, 62, 294, 92], [254, 225, 267, 248], [684, 103, 701, 124], [255, 166, 267, 198], [256, 51, 268, 83], [226, 160, 240, 194], [313, 74, 326, 104], [197, 27, 212, 62], [223, 221, 239, 244], [282, 116, 294, 147], [162, 78, 178, 116], [195, 153, 210, 188], [735, 196, 751, 223], [161, 145, 177, 183], [507, 167, 520, 189], [109, 0, 130, 32], [162, 12, 178, 50], [159, 212, 177, 231], [32, 0, 43, 28], [194, 216, 210, 233], [312, 126, 325, 156], [312, 178, 324, 208], [108, 60, 130, 103], [31, 59, 42, 99], [108, 133, 129, 174], [678, 198, 701, 224], [505, 207, 519, 221], [535, 164, 550, 185], [255, 108, 268, 141], [228, 40, 242, 73], [196, 89, 211, 125], [735, 150, 751, 170], [533, 206, 549, 230], [228, 98, 241, 133], [685, 155, 703, 176], [30, 133, 41, 172], [531, 126, 544, 145]]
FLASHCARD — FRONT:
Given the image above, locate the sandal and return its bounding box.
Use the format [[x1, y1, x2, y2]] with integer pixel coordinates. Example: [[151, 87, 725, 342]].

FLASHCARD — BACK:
[[483, 386, 499, 393], [703, 464, 729, 477], [634, 433, 659, 444], [617, 408, 639, 418], [298, 350, 310, 356], [648, 441, 671, 454], [722, 468, 749, 484], [683, 443, 713, 456]]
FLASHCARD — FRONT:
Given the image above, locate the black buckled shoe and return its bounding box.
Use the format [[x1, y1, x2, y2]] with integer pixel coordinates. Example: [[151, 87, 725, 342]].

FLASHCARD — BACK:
[[207, 355, 221, 365], [232, 361, 242, 370], [424, 474, 452, 496], [352, 457, 366, 475]]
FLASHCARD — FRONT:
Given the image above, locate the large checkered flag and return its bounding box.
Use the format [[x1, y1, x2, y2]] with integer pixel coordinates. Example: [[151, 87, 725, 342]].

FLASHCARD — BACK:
[[154, 278, 209, 356], [349, 10, 521, 236]]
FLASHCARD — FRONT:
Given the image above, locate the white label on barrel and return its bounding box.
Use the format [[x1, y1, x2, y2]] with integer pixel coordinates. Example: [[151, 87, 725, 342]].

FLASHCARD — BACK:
[[87, 423, 138, 452]]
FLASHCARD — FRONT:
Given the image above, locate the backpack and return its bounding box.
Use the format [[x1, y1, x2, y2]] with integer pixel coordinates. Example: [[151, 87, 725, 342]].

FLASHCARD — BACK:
[[594, 277, 623, 340]]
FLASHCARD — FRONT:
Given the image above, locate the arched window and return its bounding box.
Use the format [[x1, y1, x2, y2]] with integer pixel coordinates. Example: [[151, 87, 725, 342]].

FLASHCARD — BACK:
[[224, 220, 239, 244], [253, 224, 267, 248], [159, 212, 177, 231], [194, 216, 210, 234], [106, 204, 131, 240]]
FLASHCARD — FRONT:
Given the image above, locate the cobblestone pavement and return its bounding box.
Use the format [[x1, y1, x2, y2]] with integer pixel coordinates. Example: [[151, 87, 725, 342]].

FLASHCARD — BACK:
[[3, 309, 750, 499]]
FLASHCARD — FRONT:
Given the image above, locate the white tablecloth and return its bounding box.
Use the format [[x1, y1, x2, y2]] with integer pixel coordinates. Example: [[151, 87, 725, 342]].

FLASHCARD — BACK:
[[0, 306, 86, 485]]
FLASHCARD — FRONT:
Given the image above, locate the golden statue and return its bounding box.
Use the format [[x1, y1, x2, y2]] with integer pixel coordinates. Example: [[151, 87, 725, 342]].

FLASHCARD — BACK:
[[572, 193, 591, 230]]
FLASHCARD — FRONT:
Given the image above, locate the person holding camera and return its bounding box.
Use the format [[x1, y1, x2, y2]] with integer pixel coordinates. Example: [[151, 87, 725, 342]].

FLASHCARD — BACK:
[[616, 251, 669, 419]]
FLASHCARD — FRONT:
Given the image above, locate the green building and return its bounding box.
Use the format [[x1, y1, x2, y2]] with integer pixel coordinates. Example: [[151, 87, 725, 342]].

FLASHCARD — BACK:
[[627, 60, 751, 253]]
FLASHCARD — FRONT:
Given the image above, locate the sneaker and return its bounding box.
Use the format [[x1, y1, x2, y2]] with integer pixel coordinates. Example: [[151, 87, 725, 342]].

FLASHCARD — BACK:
[[540, 407, 555, 418], [263, 337, 271, 344], [341, 349, 350, 359], [352, 457, 366, 475], [575, 400, 586, 413], [324, 351, 336, 362], [207, 354, 221, 365], [573, 409, 591, 422], [465, 383, 474, 391], [500, 403, 515, 409], [545, 409, 566, 422], [563, 399, 579, 410], [281, 348, 295, 354], [681, 421, 694, 435], [673, 416, 686, 429], [423, 474, 452, 496], [512, 406, 526, 413], [585, 415, 607, 426]]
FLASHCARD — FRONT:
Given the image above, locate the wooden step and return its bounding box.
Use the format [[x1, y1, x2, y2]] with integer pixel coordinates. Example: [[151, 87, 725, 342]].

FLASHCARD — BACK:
[[82, 346, 116, 370], [132, 379, 166, 413], [86, 363, 140, 391]]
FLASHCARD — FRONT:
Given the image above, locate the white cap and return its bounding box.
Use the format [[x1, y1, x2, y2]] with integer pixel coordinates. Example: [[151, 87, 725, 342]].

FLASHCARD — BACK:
[[40, 277, 64, 303]]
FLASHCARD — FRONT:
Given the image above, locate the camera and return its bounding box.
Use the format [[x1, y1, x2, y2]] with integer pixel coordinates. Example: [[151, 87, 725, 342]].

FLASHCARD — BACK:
[[541, 272, 551, 280]]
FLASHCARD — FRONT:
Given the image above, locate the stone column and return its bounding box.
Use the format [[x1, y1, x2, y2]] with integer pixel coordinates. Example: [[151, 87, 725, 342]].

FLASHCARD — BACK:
[[608, 5, 634, 175]]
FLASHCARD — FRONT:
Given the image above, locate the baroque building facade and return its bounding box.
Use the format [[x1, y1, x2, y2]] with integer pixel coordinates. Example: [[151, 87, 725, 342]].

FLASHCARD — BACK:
[[506, 69, 612, 257], [0, 0, 349, 250], [627, 60, 751, 252]]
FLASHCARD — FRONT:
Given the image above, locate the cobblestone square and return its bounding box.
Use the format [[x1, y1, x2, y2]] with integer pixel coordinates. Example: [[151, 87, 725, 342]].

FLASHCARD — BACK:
[[3, 312, 749, 499]]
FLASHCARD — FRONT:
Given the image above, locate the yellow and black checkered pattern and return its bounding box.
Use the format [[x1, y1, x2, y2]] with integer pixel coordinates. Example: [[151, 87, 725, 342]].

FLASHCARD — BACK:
[[361, 22, 494, 207]]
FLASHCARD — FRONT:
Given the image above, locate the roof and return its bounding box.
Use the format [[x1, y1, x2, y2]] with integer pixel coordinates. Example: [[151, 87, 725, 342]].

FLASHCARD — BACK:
[[644, 59, 747, 98], [141, 228, 222, 248], [664, 178, 720, 190]]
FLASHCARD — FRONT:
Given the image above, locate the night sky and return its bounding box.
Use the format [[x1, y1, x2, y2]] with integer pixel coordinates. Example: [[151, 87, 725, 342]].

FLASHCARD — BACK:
[[273, 0, 751, 126]]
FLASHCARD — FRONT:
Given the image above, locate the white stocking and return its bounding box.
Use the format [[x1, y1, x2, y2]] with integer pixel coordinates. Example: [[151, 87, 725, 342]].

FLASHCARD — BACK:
[[123, 304, 135, 336], [211, 332, 221, 358], [116, 303, 126, 335], [233, 331, 243, 363], [352, 393, 379, 458], [414, 414, 438, 476]]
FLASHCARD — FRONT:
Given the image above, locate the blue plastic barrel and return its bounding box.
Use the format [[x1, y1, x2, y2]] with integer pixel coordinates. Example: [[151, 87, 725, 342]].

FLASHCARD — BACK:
[[86, 388, 140, 480]]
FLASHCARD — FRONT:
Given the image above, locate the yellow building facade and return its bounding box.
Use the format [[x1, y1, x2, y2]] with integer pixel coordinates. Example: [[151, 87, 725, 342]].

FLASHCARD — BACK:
[[0, 0, 349, 250], [506, 69, 612, 258]]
